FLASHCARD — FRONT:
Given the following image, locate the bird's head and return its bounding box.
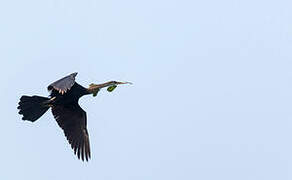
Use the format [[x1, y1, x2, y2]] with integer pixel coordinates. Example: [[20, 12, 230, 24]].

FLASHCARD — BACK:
[[88, 81, 132, 97]]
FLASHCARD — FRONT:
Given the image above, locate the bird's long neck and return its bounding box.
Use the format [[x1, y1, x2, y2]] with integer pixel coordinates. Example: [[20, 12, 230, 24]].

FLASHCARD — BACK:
[[86, 81, 114, 94]]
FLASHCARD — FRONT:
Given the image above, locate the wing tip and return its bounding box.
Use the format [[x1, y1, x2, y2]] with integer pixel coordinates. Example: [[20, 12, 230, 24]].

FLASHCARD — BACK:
[[47, 72, 78, 91], [71, 72, 78, 78]]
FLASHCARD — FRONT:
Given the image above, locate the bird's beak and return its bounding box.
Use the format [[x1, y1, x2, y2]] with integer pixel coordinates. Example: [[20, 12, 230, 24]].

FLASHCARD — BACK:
[[116, 81, 133, 85]]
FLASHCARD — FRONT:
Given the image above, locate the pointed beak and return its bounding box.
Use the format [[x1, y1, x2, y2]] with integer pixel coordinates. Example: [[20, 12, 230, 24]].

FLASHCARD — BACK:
[[116, 81, 133, 85]]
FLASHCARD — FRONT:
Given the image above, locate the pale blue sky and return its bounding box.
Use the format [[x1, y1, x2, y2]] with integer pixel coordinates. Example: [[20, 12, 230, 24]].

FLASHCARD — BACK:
[[1, 0, 292, 179]]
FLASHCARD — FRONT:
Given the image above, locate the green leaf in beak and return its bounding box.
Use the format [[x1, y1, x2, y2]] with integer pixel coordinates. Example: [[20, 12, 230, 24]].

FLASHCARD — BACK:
[[107, 85, 117, 92]]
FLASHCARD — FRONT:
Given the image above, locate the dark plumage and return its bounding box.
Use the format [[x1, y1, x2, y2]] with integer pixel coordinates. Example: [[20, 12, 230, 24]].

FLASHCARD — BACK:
[[17, 72, 131, 161]]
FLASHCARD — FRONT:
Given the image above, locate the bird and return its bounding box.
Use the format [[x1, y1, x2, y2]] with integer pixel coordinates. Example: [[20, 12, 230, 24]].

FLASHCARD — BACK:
[[17, 72, 131, 161]]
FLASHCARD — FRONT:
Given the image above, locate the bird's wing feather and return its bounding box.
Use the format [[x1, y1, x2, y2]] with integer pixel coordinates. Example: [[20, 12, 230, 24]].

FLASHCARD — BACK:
[[51, 103, 91, 161], [48, 72, 77, 94]]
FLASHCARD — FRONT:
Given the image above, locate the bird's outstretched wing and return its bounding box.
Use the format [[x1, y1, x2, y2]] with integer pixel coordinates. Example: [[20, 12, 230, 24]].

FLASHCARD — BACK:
[[48, 72, 77, 94], [51, 103, 91, 161]]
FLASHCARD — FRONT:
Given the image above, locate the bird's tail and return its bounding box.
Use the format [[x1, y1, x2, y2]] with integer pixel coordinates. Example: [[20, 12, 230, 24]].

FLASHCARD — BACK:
[[17, 95, 50, 122]]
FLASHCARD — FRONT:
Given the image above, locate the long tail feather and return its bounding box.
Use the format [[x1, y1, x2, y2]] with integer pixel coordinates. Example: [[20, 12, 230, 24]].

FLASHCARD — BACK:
[[18, 95, 50, 122]]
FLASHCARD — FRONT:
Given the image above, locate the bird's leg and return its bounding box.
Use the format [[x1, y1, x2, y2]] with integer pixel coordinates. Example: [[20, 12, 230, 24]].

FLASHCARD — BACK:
[[50, 97, 56, 102], [42, 97, 56, 107]]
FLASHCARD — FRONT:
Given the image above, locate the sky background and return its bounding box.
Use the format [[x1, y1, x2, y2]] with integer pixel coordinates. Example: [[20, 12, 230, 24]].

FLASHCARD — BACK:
[[0, 0, 292, 179]]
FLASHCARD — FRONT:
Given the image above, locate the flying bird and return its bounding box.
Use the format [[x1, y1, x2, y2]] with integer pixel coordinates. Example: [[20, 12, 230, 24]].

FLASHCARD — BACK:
[[17, 72, 131, 161]]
